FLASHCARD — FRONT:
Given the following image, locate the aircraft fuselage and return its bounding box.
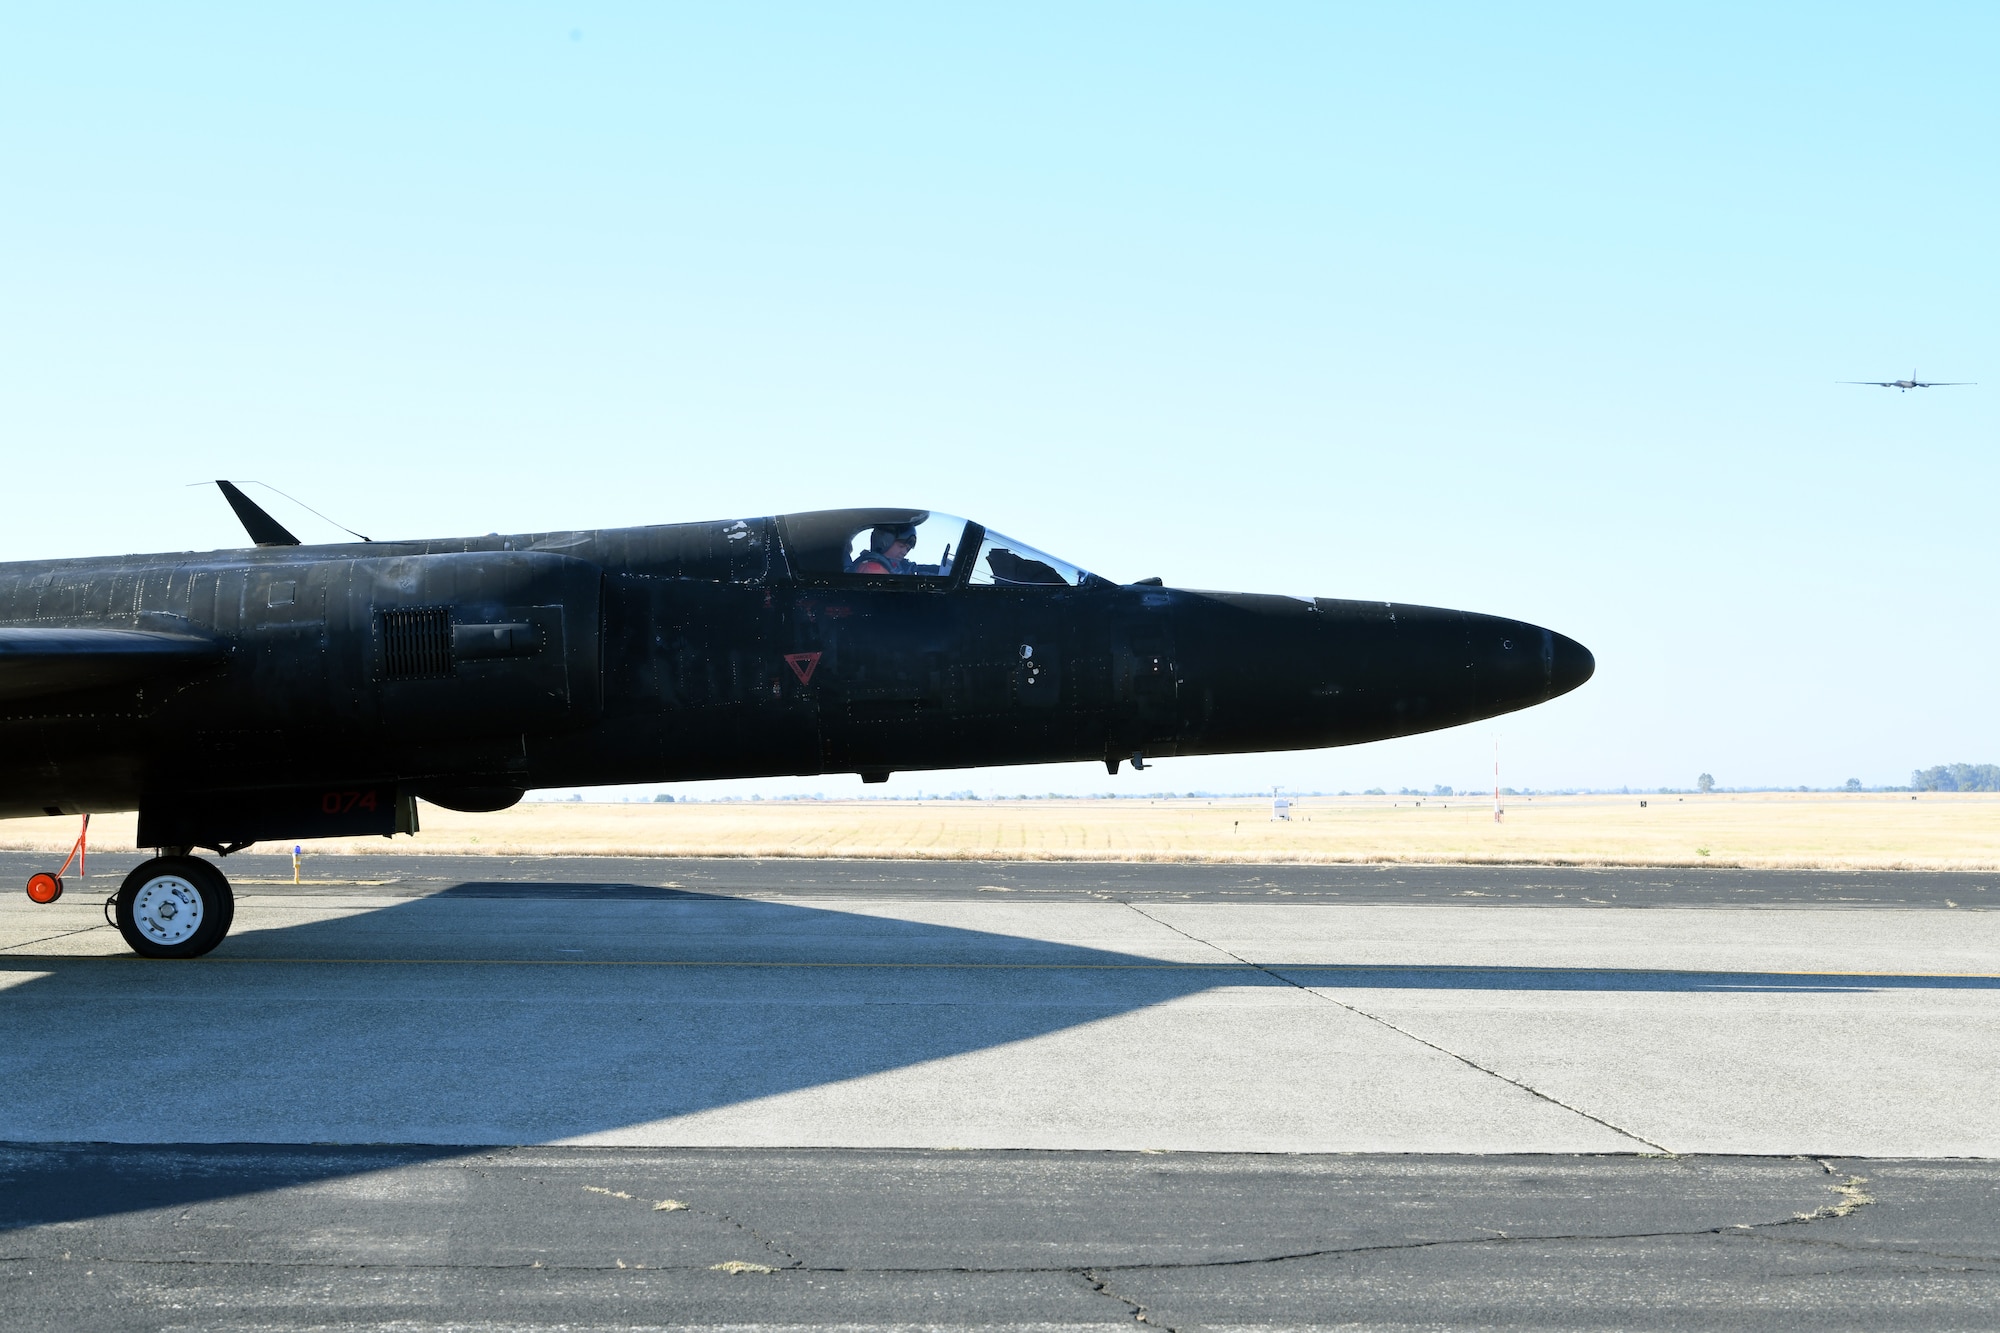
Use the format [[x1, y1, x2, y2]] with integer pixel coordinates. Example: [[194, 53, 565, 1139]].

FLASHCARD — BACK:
[[0, 508, 1593, 851]]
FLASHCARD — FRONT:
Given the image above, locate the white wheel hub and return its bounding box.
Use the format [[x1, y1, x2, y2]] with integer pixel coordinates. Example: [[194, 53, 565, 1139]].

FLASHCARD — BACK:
[[131, 874, 205, 945]]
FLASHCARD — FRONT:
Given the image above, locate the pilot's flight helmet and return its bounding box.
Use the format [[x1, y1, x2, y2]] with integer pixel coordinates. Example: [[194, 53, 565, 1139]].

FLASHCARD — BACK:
[[870, 523, 918, 554]]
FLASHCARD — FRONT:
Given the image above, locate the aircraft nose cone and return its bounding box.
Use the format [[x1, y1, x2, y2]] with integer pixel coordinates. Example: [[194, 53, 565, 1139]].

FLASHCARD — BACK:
[[1547, 631, 1594, 699]]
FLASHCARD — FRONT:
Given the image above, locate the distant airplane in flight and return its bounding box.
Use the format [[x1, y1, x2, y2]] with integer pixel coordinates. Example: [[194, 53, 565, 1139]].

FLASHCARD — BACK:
[[1840, 370, 1975, 392]]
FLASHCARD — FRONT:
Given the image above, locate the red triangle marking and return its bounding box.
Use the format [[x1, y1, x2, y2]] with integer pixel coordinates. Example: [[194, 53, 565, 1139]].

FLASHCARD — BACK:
[[785, 651, 821, 685]]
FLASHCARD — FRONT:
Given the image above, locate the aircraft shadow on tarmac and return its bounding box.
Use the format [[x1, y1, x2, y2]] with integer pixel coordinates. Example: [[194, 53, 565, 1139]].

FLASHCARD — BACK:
[[0, 884, 1227, 1229], [1, 882, 1993, 1229]]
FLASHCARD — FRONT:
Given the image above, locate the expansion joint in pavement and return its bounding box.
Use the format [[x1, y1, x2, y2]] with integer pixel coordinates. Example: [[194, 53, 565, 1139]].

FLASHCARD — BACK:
[[1114, 900, 1672, 1154]]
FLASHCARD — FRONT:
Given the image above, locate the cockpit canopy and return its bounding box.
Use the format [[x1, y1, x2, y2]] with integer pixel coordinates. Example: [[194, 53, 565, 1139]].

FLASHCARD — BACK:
[[775, 509, 1106, 588]]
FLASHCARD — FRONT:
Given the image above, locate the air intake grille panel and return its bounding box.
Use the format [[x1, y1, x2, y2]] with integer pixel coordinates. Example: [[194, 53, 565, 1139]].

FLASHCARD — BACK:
[[380, 607, 454, 680]]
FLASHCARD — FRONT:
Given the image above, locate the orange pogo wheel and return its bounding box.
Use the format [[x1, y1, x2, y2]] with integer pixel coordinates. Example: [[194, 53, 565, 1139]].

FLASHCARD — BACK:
[[26, 873, 63, 904]]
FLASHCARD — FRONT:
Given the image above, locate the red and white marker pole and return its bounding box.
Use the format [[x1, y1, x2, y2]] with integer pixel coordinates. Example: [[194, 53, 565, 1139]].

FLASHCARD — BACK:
[[1493, 739, 1503, 823]]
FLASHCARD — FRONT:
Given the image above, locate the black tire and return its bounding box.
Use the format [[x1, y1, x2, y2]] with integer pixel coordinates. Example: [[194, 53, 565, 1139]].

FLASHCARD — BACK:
[[115, 857, 234, 959]]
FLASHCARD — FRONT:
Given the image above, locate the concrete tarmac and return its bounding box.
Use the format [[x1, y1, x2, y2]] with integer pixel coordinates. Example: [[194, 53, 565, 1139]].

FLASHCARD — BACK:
[[3, 851, 1996, 1154], [2, 852, 1996, 1327], [8, 848, 1994, 905], [4, 1146, 1997, 1330]]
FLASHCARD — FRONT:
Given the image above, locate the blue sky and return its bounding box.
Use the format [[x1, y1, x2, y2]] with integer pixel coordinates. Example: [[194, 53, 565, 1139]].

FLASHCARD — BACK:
[[2, 4, 1993, 797]]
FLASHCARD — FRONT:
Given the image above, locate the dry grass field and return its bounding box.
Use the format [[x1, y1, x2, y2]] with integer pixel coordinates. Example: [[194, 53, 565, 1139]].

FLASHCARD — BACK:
[[4, 791, 1998, 870]]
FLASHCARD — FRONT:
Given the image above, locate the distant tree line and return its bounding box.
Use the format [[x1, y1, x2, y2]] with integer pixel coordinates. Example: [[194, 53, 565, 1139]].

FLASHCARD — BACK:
[[1910, 764, 2000, 792]]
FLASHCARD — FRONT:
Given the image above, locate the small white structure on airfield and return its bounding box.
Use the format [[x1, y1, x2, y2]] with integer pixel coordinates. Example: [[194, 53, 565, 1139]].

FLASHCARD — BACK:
[[1272, 797, 1291, 821]]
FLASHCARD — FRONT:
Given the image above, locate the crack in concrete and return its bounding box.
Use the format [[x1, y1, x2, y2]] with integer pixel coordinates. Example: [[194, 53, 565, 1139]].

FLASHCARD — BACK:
[[1790, 1175, 1872, 1222], [2, 1210, 1939, 1279], [0, 922, 114, 953], [500, 1152, 804, 1271], [1115, 900, 1670, 1153], [688, 1202, 802, 1270], [1082, 1267, 1166, 1327], [1, 1161, 1911, 1281]]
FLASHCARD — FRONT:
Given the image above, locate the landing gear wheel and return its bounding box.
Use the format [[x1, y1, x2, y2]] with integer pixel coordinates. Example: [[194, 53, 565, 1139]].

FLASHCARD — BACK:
[[115, 857, 234, 959]]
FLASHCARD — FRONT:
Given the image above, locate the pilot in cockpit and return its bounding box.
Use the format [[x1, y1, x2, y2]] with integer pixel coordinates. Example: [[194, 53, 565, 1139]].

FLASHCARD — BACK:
[[850, 523, 919, 576]]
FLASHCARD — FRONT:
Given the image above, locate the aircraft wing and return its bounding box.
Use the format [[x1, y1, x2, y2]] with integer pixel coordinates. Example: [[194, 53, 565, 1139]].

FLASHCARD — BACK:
[[1839, 381, 1897, 386], [0, 626, 227, 703]]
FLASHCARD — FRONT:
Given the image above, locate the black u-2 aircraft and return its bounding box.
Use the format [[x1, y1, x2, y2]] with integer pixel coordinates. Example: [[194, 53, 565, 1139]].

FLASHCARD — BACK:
[[1, 486, 1593, 958]]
